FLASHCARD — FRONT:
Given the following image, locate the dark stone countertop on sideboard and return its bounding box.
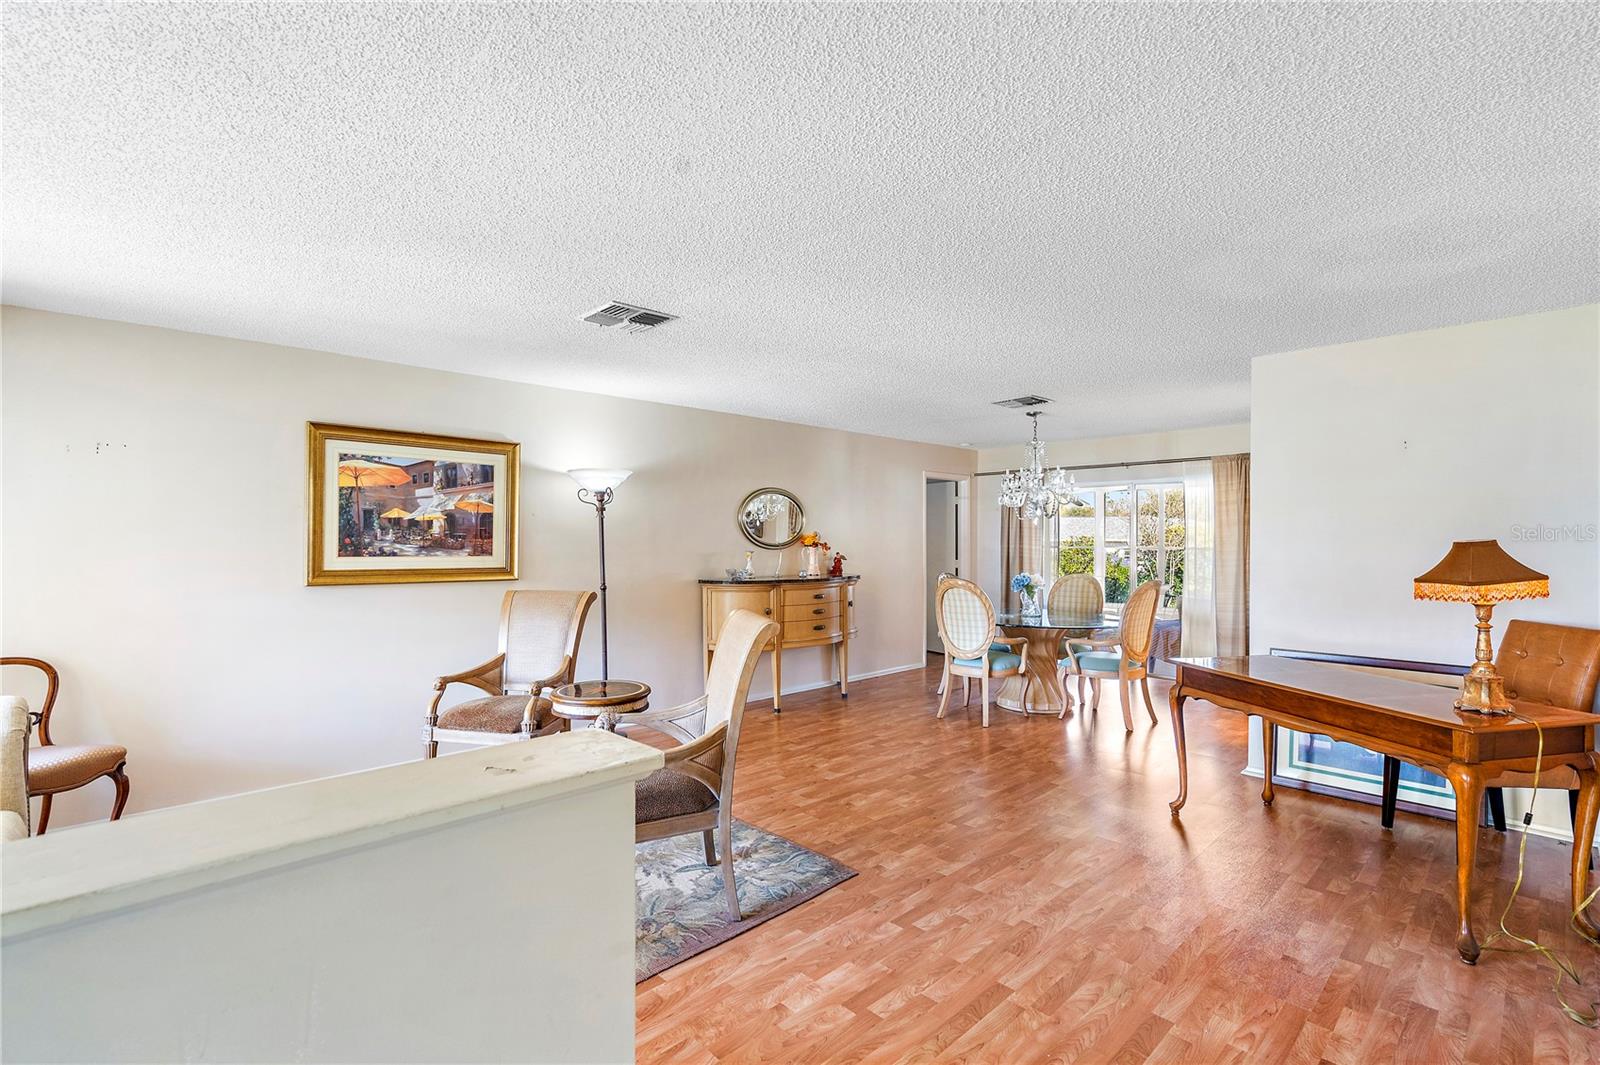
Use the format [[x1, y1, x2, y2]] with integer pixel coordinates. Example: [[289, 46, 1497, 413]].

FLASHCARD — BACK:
[[698, 574, 861, 585]]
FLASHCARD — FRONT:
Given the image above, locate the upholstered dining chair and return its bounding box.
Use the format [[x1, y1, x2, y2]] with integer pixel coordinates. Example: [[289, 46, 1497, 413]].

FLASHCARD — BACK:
[[1049, 574, 1106, 706], [619, 608, 778, 921], [934, 577, 1028, 728], [0, 658, 129, 833], [2, 697, 31, 842], [425, 589, 596, 757], [1062, 580, 1162, 731]]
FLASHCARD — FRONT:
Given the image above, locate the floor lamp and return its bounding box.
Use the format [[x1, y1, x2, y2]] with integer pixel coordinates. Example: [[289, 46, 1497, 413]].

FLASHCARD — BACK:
[[568, 468, 632, 681]]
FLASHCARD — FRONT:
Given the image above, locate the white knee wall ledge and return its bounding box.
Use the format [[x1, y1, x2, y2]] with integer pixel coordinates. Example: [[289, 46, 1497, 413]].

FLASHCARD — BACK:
[[1, 730, 663, 1064]]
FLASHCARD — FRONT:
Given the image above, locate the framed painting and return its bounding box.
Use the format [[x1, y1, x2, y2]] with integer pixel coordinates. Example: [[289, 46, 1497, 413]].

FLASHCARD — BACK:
[[307, 422, 519, 586]]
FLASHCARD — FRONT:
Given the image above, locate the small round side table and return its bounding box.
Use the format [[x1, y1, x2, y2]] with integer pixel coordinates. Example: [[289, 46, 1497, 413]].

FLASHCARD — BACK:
[[548, 680, 651, 732]]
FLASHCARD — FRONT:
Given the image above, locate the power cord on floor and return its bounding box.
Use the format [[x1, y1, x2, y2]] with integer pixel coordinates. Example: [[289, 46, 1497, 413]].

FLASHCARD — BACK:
[[1476, 710, 1600, 1028]]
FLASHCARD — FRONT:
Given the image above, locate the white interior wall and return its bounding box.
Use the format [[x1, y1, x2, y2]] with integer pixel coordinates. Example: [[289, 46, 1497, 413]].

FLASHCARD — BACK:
[[976, 423, 1249, 473], [0, 307, 974, 825], [974, 475, 1004, 608], [1251, 303, 1600, 839]]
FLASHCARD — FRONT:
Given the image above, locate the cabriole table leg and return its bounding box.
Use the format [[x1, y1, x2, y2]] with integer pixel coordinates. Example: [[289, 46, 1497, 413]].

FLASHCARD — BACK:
[[1572, 757, 1600, 943], [1446, 763, 1485, 964], [1169, 688, 1189, 816]]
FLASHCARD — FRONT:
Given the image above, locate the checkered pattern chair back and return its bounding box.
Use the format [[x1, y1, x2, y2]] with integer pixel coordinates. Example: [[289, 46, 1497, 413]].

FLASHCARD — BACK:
[[1120, 581, 1162, 661], [1048, 574, 1104, 620], [936, 577, 996, 659]]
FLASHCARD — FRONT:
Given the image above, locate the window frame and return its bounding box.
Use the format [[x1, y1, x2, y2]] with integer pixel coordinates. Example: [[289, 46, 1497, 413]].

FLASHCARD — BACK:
[[1055, 480, 1184, 616]]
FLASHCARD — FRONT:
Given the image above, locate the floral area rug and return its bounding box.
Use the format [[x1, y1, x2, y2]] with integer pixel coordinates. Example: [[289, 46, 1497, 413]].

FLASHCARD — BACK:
[[636, 819, 856, 981]]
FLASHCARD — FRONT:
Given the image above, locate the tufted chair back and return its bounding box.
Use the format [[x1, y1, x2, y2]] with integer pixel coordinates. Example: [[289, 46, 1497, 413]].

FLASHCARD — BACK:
[[936, 578, 996, 659], [1497, 621, 1600, 712], [1048, 573, 1105, 620]]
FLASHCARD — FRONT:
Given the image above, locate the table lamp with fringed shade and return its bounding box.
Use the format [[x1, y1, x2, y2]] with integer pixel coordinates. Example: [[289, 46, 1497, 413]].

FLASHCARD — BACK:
[[1414, 539, 1549, 714]]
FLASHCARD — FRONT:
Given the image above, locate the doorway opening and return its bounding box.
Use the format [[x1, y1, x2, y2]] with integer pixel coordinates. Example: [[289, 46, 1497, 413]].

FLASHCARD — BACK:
[[923, 473, 970, 656]]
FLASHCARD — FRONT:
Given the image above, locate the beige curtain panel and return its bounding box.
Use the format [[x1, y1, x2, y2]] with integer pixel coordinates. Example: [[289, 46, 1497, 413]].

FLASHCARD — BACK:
[[1212, 453, 1251, 657], [1000, 507, 1044, 613]]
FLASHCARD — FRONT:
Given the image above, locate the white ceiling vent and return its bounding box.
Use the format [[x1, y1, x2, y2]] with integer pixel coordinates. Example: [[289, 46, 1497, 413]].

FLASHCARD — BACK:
[[580, 302, 678, 334], [993, 395, 1052, 409]]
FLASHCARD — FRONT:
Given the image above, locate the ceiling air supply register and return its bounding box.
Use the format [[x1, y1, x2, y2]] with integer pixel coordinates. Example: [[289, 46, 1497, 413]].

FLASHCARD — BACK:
[[579, 302, 678, 334]]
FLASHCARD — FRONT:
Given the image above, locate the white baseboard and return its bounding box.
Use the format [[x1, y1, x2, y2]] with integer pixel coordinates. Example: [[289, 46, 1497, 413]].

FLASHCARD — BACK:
[[1520, 820, 1576, 845], [849, 661, 927, 683], [752, 661, 926, 702]]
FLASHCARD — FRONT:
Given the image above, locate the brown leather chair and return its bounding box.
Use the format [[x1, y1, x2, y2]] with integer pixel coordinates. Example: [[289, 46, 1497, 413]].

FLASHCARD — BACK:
[[1, 658, 130, 833], [1496, 620, 1600, 713], [1379, 621, 1600, 835]]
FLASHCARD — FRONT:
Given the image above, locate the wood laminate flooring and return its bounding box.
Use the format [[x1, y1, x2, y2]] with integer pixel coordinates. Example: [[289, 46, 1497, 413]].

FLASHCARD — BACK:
[[636, 656, 1600, 1063]]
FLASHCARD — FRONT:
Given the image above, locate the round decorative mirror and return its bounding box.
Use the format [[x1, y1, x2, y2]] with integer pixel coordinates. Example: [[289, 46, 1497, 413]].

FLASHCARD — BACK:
[[737, 488, 805, 548]]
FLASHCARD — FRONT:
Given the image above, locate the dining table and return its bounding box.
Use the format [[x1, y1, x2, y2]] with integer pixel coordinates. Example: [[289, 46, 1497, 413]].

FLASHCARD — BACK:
[[992, 610, 1121, 716]]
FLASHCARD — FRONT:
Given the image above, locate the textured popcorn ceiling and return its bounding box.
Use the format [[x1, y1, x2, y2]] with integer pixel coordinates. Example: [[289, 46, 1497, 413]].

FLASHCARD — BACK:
[[4, 3, 1596, 447]]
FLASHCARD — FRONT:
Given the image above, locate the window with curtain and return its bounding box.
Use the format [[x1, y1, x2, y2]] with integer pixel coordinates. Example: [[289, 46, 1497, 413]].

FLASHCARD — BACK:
[[1053, 482, 1185, 613]]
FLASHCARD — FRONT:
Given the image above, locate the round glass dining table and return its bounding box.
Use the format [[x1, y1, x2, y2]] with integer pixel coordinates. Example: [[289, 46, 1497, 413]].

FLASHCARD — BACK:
[[991, 611, 1120, 716]]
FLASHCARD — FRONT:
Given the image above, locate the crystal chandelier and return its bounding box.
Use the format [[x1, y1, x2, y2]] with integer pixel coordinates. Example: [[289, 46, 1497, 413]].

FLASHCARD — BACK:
[[742, 495, 777, 526], [999, 412, 1080, 521]]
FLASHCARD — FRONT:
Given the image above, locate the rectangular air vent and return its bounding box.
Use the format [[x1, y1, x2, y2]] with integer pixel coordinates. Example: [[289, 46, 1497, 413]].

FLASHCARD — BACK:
[[580, 301, 678, 334], [993, 395, 1052, 408]]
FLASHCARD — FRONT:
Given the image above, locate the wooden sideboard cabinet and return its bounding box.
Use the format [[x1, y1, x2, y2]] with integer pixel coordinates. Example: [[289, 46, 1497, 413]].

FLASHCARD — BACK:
[[699, 576, 860, 712]]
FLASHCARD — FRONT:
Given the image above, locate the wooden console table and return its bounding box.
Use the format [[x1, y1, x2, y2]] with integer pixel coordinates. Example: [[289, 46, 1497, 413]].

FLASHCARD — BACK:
[[700, 576, 859, 712], [1168, 655, 1600, 964]]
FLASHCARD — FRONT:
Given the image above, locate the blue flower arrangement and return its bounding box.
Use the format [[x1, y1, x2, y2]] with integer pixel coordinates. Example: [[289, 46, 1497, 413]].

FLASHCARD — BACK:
[[1010, 572, 1037, 597]]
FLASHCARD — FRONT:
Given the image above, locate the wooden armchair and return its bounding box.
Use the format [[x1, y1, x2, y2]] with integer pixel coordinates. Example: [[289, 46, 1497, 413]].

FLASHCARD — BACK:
[[619, 608, 778, 921], [424, 589, 596, 758], [0, 658, 129, 833], [1064, 580, 1162, 731], [934, 577, 1028, 728]]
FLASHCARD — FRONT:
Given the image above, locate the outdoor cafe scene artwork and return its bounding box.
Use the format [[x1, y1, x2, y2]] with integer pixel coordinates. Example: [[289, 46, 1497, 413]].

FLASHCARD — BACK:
[[306, 423, 519, 585], [339, 453, 496, 559]]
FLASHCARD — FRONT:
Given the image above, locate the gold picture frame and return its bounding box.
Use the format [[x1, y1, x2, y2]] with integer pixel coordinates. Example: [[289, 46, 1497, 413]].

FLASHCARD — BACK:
[[307, 422, 519, 586]]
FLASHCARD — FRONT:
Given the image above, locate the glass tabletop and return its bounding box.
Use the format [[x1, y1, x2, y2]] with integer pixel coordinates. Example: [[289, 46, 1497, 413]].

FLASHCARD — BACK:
[[551, 679, 651, 703], [993, 612, 1120, 631]]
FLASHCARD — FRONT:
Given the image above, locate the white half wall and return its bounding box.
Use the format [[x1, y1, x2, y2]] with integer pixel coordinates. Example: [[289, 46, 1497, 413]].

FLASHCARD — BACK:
[[1251, 303, 1600, 839], [0, 307, 973, 824], [3, 730, 660, 1064]]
